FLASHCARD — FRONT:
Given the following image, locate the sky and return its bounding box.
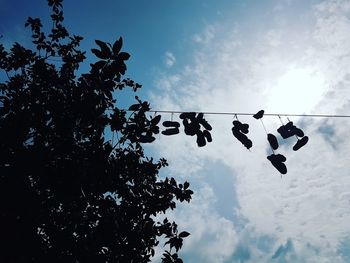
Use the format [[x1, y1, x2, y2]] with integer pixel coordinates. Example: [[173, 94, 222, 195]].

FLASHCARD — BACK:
[[2, 0, 350, 262]]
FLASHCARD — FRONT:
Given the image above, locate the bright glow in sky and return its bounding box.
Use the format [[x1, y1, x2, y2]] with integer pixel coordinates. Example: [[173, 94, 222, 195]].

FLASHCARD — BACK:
[[2, 0, 350, 262], [267, 66, 327, 114]]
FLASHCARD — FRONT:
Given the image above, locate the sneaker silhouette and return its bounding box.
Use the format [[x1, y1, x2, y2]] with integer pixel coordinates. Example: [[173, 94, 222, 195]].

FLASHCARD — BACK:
[[267, 154, 287, 174], [253, 110, 264, 119], [241, 123, 249, 134], [162, 128, 179, 135], [293, 136, 309, 151], [267, 133, 279, 150], [278, 121, 305, 138], [232, 129, 253, 149], [196, 132, 206, 147], [183, 119, 200, 136], [294, 127, 304, 137], [203, 130, 212, 142], [163, 121, 180, 128]]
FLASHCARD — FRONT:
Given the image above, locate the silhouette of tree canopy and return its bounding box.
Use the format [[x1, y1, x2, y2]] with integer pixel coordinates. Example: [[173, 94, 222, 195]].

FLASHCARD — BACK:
[[0, 1, 193, 262]]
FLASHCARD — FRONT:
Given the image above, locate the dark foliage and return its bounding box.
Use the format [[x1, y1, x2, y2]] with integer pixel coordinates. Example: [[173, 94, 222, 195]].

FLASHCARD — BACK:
[[0, 1, 193, 262]]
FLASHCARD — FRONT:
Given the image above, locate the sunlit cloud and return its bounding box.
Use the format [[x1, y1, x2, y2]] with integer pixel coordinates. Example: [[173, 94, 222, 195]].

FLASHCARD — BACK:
[[149, 0, 350, 262]]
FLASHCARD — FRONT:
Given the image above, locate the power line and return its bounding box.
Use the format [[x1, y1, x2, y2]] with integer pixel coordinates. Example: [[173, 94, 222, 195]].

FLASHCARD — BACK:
[[137, 110, 350, 118]]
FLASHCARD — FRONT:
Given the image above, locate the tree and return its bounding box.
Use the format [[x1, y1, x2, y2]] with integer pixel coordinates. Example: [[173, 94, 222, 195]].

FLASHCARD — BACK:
[[0, 0, 193, 262]]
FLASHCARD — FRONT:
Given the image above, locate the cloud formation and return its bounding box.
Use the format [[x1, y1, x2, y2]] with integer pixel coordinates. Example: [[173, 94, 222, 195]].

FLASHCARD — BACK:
[[164, 51, 176, 68], [150, 0, 350, 262]]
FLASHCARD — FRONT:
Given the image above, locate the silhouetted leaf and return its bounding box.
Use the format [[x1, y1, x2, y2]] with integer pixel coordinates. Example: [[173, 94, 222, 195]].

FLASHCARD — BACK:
[[183, 181, 189, 189], [179, 231, 190, 238], [95, 39, 111, 58], [129, 103, 140, 111], [91, 48, 106, 59], [151, 115, 161, 125], [113, 37, 123, 54], [92, 60, 106, 70], [119, 52, 130, 61]]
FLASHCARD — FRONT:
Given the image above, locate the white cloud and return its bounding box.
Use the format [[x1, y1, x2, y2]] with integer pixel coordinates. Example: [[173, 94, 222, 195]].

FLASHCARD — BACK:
[[193, 25, 215, 44], [174, 185, 238, 262], [150, 0, 350, 262], [164, 51, 176, 68]]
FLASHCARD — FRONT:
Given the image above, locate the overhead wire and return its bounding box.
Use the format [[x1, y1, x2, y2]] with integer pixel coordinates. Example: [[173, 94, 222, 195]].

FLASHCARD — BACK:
[[126, 109, 350, 119]]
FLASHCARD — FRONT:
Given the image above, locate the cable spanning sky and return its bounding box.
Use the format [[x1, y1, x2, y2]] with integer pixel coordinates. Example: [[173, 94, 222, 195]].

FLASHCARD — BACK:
[[138, 109, 350, 118]]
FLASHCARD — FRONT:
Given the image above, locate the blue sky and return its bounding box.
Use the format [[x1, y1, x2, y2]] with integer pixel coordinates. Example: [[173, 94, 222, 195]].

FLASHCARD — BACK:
[[1, 0, 247, 95], [2, 0, 350, 262]]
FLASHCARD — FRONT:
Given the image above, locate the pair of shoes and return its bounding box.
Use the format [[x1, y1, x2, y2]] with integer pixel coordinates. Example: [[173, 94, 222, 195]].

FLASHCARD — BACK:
[[267, 154, 287, 174], [162, 121, 180, 135], [278, 121, 305, 138]]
